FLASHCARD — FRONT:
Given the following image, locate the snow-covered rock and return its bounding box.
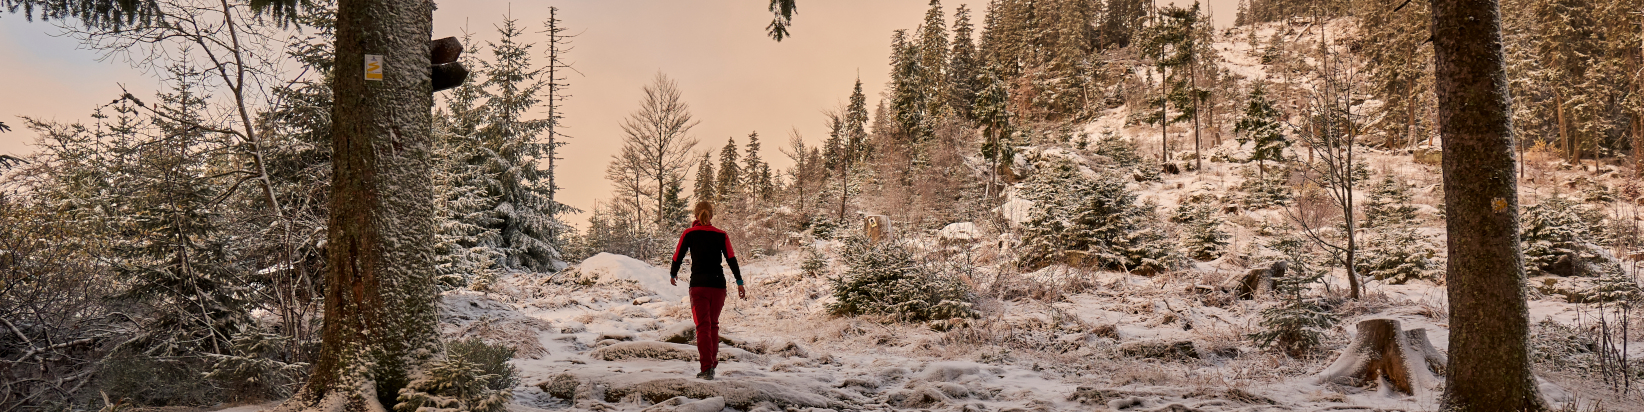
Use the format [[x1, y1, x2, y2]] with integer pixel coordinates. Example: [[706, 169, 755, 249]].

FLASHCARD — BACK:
[[998, 198, 1033, 227], [578, 252, 683, 302], [938, 222, 980, 241]]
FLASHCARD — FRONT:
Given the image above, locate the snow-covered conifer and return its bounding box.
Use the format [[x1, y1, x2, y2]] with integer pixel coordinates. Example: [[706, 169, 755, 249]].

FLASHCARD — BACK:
[[1018, 159, 1179, 272], [1249, 234, 1337, 357], [716, 136, 741, 202]]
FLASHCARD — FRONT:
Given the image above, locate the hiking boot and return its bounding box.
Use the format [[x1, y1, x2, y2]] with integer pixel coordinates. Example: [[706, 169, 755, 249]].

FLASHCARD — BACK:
[[695, 368, 715, 380]]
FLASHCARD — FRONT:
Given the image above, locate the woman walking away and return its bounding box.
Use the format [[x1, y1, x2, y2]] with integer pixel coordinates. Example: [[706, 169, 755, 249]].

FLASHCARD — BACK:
[[669, 201, 746, 380]]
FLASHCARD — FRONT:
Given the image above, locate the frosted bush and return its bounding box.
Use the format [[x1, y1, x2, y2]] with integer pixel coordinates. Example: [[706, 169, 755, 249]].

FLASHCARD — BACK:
[[1249, 234, 1337, 357], [1521, 198, 1619, 277], [828, 238, 976, 322], [1173, 203, 1230, 261], [1017, 160, 1180, 272], [394, 338, 516, 412]]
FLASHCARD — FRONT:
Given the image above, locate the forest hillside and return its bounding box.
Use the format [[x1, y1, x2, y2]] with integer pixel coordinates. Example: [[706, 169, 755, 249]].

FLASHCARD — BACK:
[[3, 0, 1643, 411]]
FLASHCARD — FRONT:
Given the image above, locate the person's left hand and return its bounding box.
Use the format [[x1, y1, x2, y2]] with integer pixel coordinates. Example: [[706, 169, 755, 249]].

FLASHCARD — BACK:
[[670, 277, 677, 287], [737, 285, 747, 299]]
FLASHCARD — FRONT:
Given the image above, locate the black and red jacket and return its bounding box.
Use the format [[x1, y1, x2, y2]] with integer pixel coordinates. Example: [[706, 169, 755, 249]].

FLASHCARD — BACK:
[[670, 221, 743, 288]]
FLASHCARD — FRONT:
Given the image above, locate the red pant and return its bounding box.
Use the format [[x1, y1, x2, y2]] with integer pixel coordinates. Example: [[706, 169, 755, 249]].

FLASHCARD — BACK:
[[689, 287, 726, 372]]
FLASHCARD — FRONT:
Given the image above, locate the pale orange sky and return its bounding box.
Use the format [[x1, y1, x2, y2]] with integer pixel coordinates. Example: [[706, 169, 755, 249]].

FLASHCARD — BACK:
[[0, 0, 1236, 228]]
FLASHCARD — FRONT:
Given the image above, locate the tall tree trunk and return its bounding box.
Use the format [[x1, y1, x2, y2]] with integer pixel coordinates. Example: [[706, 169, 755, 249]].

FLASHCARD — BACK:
[[1433, 0, 1547, 410], [1192, 63, 1202, 172], [283, 0, 439, 410], [1161, 67, 1170, 163], [1557, 90, 1571, 162]]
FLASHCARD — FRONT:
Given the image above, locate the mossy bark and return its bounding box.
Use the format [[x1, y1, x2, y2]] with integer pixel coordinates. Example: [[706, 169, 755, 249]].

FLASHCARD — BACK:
[[281, 0, 439, 410], [1432, 0, 1547, 410]]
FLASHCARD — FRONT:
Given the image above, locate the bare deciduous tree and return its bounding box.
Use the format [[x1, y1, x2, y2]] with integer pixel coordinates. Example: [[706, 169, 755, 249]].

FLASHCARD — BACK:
[[613, 73, 700, 236]]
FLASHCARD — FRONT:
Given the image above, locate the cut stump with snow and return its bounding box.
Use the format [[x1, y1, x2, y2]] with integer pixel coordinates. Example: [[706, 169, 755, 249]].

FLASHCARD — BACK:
[[1316, 319, 1444, 394], [863, 215, 891, 243], [1223, 261, 1285, 300]]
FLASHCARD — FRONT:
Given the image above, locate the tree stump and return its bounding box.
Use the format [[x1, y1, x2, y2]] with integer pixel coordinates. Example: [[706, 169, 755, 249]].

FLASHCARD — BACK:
[[1223, 261, 1285, 299], [1405, 328, 1447, 376], [1316, 319, 1443, 394], [863, 215, 891, 243]]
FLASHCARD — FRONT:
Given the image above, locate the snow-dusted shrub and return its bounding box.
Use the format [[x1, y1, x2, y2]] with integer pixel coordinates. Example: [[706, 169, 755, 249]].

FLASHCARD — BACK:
[[1589, 271, 1643, 304], [447, 338, 518, 391], [1362, 175, 1420, 228], [805, 215, 842, 240], [1530, 320, 1603, 375], [394, 338, 516, 412], [1173, 203, 1230, 261], [589, 341, 699, 361], [1236, 166, 1293, 209], [98, 354, 220, 407], [1581, 184, 1615, 203], [1357, 226, 1441, 284], [1090, 132, 1143, 169], [828, 238, 976, 322], [801, 245, 827, 277], [204, 326, 308, 401], [1354, 175, 1441, 284], [1017, 160, 1180, 272], [1521, 197, 1620, 277], [1249, 235, 1337, 358]]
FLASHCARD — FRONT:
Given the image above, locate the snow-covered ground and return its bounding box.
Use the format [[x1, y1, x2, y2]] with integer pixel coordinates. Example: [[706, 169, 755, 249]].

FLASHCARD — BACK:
[[433, 245, 1637, 412]]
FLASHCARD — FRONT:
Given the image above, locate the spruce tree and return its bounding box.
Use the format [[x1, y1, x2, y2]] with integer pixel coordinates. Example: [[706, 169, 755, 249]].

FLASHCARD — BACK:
[[1234, 85, 1288, 179], [844, 78, 871, 162], [1173, 202, 1230, 261], [1097, 0, 1150, 50], [757, 163, 775, 201], [716, 136, 741, 202], [432, 63, 503, 288], [947, 4, 979, 121], [298, 0, 441, 406], [1249, 234, 1337, 357], [831, 79, 872, 221], [476, 15, 561, 272], [743, 131, 765, 202], [917, 0, 950, 125], [975, 64, 1013, 195], [1018, 159, 1178, 272], [693, 152, 716, 206], [1358, 176, 1439, 284], [889, 30, 926, 142], [1358, 0, 1434, 148], [115, 67, 250, 367], [1362, 175, 1420, 229], [659, 176, 690, 234], [1141, 4, 1209, 168]]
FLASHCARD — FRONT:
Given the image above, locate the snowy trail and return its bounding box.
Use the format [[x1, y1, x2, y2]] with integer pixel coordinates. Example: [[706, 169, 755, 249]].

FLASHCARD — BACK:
[[430, 250, 1633, 412]]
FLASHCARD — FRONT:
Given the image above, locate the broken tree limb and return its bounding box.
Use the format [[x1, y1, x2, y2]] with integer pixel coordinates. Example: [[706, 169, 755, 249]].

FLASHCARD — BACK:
[[1316, 319, 1442, 395]]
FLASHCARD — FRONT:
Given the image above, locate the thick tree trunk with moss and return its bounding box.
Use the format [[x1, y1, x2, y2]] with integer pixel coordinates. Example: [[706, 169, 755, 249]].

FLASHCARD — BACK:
[[1432, 0, 1546, 410], [280, 0, 439, 410]]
